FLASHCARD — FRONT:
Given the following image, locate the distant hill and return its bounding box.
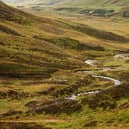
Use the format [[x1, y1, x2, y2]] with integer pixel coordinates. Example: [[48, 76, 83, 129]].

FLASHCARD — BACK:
[[3, 0, 129, 17], [53, 0, 129, 17], [3, 0, 129, 8]]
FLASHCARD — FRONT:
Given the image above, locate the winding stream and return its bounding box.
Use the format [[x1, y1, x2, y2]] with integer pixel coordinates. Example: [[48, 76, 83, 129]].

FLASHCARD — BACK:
[[67, 59, 121, 100]]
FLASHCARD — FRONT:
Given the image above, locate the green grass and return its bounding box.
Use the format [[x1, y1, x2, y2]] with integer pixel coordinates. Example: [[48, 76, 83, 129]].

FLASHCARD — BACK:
[[19, 0, 129, 18], [57, 0, 129, 9], [34, 36, 90, 50], [1, 1, 129, 129], [70, 24, 129, 42]]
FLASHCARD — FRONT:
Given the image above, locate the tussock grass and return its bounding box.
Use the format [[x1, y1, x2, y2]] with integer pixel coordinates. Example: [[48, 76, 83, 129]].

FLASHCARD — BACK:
[[71, 24, 129, 42], [1, 1, 129, 129]]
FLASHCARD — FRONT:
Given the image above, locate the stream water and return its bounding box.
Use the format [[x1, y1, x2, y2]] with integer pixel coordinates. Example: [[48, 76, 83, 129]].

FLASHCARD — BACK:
[[67, 59, 121, 100]]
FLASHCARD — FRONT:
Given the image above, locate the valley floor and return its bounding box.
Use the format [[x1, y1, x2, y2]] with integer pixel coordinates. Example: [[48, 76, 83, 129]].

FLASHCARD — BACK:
[[1, 49, 129, 129]]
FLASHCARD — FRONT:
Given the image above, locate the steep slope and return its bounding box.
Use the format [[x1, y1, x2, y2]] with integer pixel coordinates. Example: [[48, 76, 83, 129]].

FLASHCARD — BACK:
[[0, 1, 85, 79], [1, 1, 129, 79]]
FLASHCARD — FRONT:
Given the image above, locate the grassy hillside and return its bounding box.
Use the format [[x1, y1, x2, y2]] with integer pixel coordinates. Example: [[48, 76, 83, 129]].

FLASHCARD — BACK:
[[1, 1, 129, 129], [58, 0, 129, 9], [9, 0, 129, 17], [5, 0, 129, 8], [0, 1, 85, 79], [1, 0, 129, 79]]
